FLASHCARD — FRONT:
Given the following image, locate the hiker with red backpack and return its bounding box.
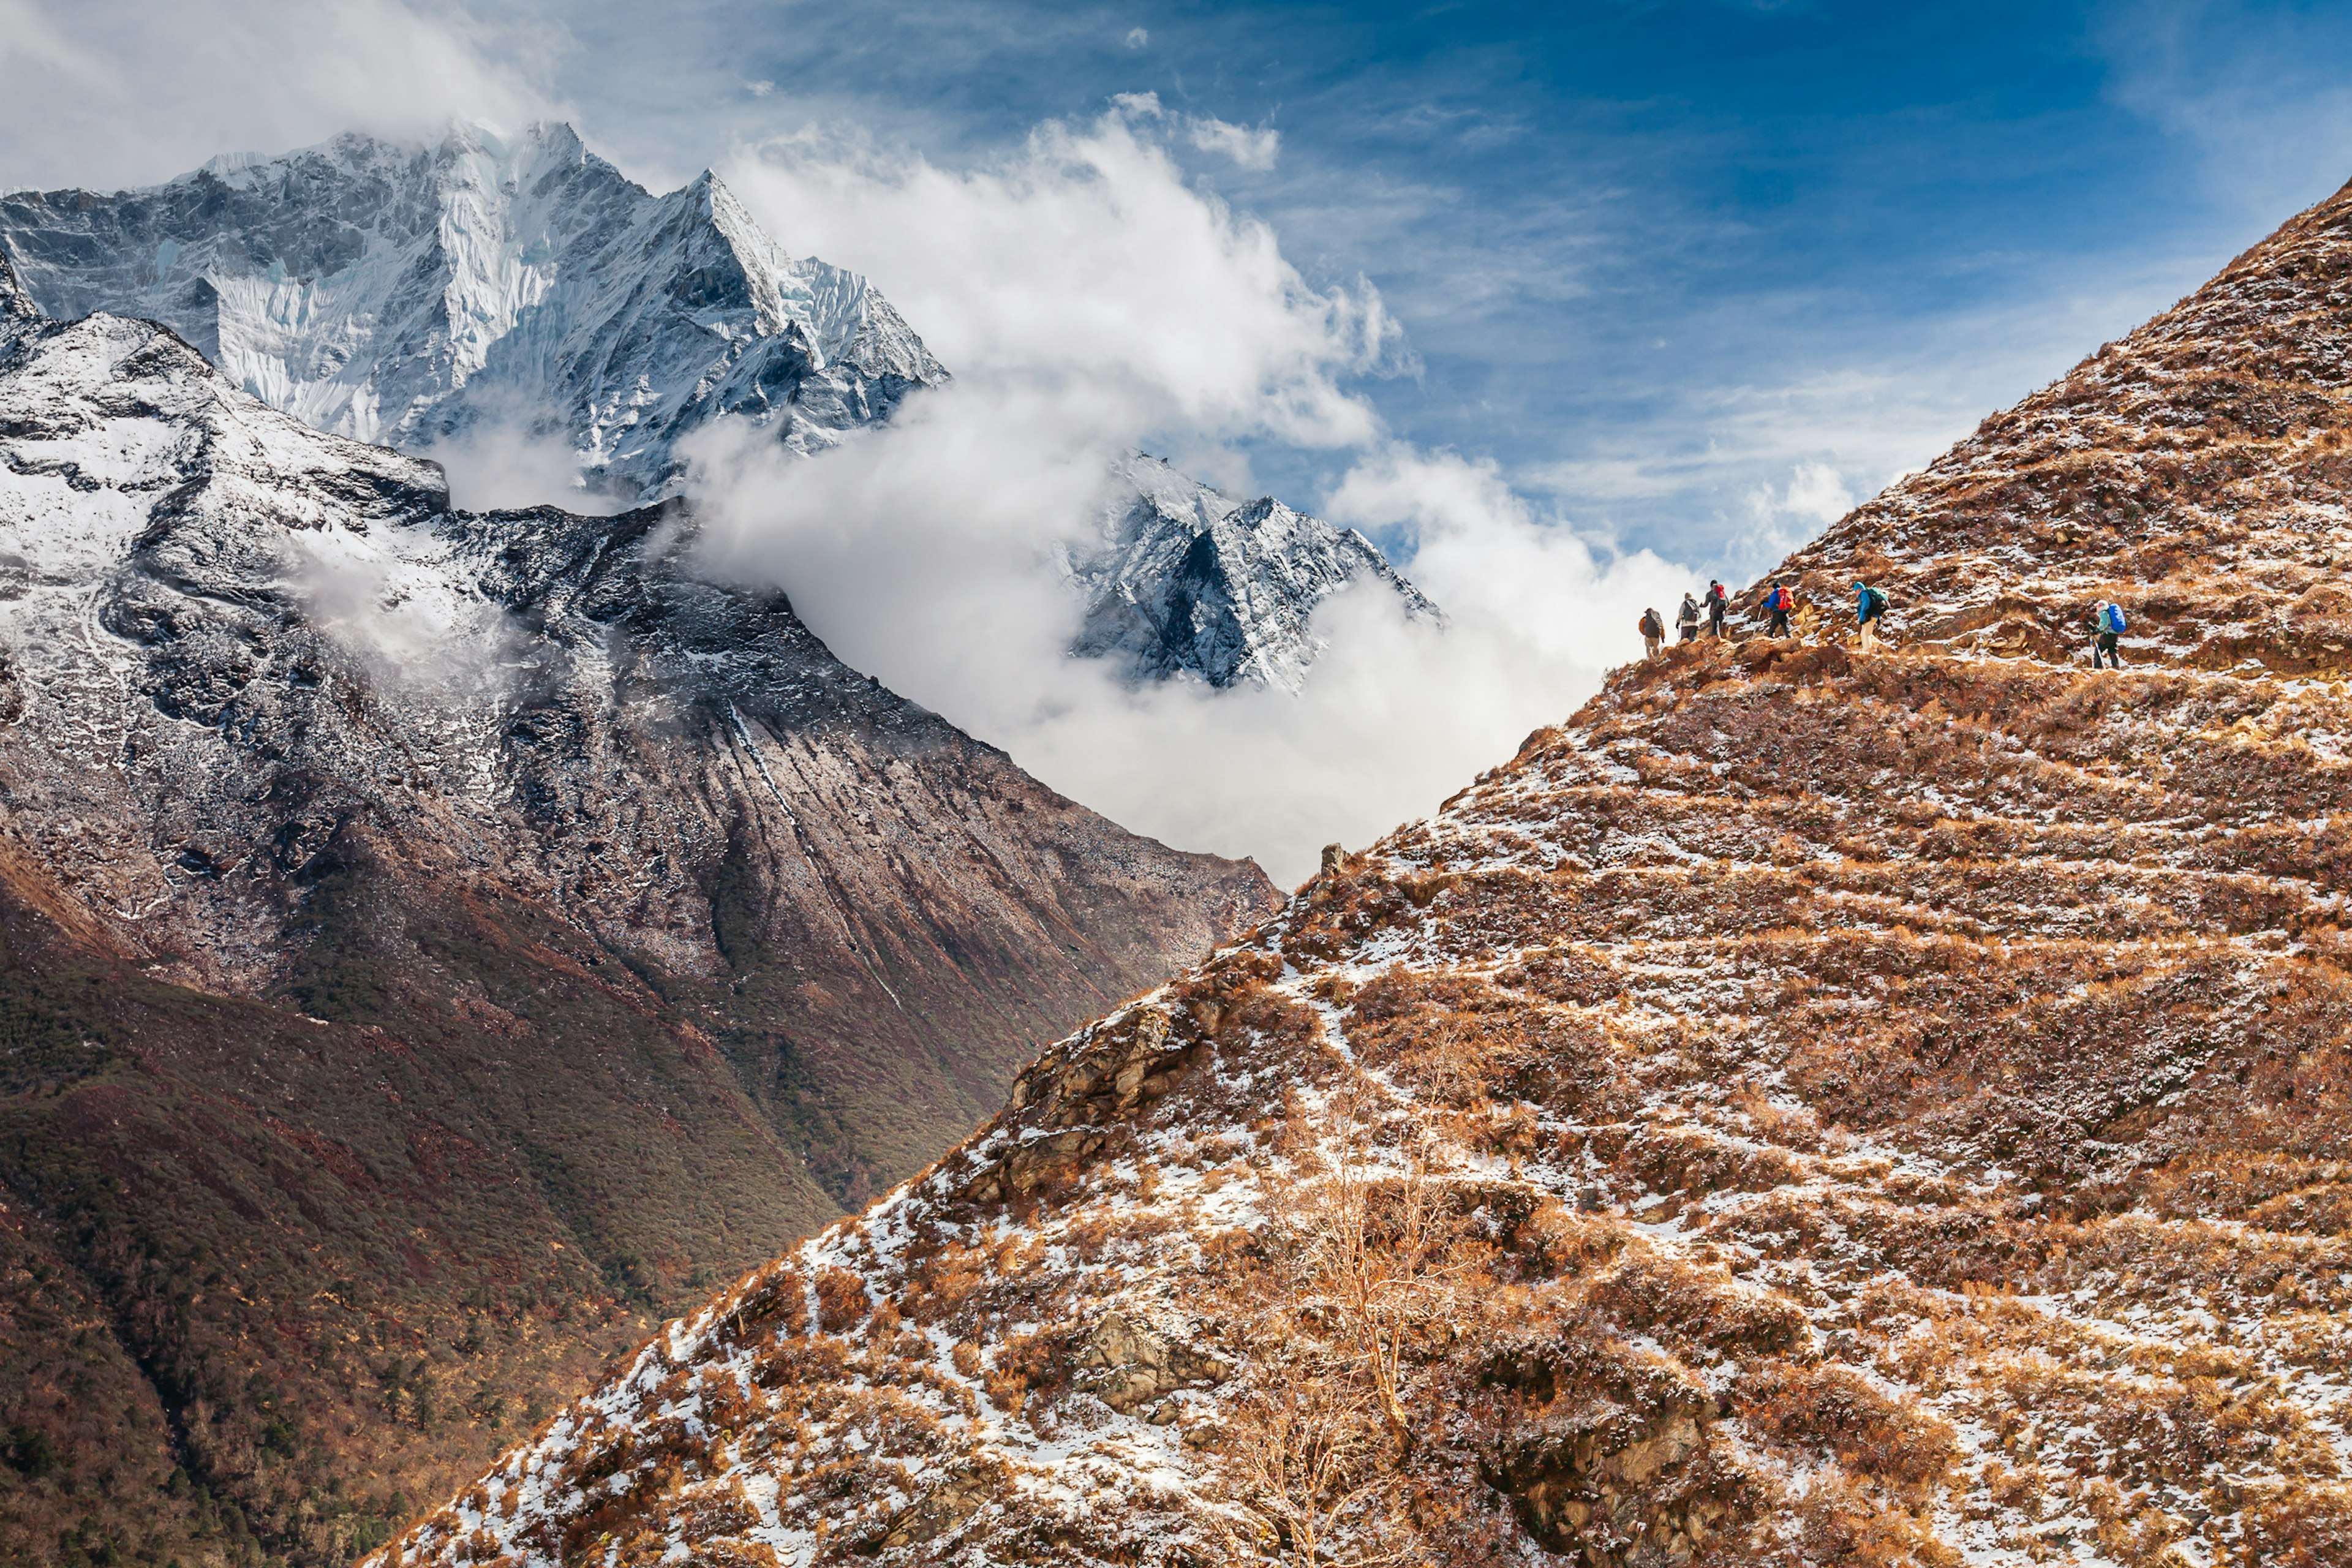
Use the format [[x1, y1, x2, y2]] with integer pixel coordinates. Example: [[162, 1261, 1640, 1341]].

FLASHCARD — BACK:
[[1706, 579, 1730, 638], [1764, 581, 1795, 638], [1854, 580, 1888, 650], [2092, 600, 2126, 669]]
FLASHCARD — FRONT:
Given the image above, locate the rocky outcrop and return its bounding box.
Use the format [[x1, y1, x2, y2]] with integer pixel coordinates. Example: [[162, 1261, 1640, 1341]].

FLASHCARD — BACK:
[[1481, 1339, 1735, 1563], [1075, 1313, 1228, 1415]]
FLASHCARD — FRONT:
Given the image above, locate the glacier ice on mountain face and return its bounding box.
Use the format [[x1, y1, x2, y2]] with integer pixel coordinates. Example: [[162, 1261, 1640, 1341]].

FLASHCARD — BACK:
[[0, 121, 947, 503]]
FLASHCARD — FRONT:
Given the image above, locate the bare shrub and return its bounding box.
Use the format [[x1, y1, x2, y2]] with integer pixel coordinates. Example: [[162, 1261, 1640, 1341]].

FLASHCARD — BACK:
[[1281, 1121, 1468, 1447], [1212, 1373, 1405, 1567]]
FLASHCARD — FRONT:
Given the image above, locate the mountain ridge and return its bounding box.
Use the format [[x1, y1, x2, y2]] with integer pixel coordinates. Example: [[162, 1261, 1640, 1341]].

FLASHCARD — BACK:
[[1068, 453, 1441, 692], [0, 122, 1439, 693], [374, 167, 2352, 1568], [0, 279, 1275, 1567]]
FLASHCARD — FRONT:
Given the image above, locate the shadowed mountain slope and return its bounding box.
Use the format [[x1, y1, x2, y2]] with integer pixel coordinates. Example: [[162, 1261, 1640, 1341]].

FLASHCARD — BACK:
[[375, 178, 2352, 1568], [0, 257, 1273, 1568]]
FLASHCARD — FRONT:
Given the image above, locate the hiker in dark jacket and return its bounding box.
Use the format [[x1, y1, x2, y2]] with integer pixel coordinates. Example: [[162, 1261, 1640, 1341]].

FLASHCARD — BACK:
[[1706, 579, 1730, 638], [1676, 593, 1701, 643], [2092, 600, 2126, 669], [1854, 579, 1887, 651], [1765, 581, 1795, 638], [1639, 606, 1665, 660]]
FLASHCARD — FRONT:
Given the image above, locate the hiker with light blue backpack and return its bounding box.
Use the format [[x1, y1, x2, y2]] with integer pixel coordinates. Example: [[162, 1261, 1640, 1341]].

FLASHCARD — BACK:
[[2093, 601, 2127, 669]]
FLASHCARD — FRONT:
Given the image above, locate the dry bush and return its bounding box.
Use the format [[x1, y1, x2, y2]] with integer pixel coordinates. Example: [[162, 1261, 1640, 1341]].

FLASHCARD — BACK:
[[813, 1268, 867, 1334], [900, 1241, 989, 1325], [666, 1476, 761, 1542], [723, 1265, 805, 1343], [1584, 1253, 1804, 1360], [1793, 1471, 1962, 1568], [676, 1542, 780, 1568], [1735, 1361, 1956, 1499], [1278, 1123, 1470, 1447], [2237, 1485, 2352, 1567], [751, 1333, 850, 1390], [981, 1329, 1063, 1420], [1344, 968, 1634, 1121]]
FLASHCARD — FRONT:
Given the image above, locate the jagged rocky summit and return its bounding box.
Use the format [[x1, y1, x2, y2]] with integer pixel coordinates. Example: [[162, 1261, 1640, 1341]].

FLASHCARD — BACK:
[[0, 121, 944, 499], [1, 123, 1438, 691], [0, 254, 1275, 1566], [1068, 453, 1439, 691], [379, 177, 2352, 1564]]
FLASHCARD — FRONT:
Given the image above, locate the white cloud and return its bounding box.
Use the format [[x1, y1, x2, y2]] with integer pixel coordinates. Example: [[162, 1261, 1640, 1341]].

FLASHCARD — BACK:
[[690, 107, 1696, 883], [718, 102, 1396, 446], [1124, 26, 1149, 50], [280, 529, 523, 700], [423, 415, 633, 516], [0, 0, 558, 191], [1188, 117, 1281, 172]]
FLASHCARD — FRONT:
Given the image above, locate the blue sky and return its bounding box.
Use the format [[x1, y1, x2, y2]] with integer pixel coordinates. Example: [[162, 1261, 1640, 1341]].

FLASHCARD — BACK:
[[11, 0, 2352, 872], [9, 1, 2352, 578], [526, 0, 2352, 573]]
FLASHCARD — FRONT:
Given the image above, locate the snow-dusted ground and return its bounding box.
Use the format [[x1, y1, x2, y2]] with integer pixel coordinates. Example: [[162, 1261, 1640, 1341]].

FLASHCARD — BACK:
[[373, 162, 2352, 1567]]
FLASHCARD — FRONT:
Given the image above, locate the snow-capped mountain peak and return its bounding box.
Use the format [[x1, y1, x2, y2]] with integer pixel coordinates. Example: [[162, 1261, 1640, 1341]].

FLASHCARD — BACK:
[[1065, 452, 1440, 691], [2, 124, 1436, 692], [0, 121, 947, 502]]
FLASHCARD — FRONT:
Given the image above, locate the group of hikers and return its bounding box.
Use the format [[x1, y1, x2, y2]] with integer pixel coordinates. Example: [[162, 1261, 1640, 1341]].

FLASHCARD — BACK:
[[1638, 578, 1845, 657], [1639, 581, 2132, 667]]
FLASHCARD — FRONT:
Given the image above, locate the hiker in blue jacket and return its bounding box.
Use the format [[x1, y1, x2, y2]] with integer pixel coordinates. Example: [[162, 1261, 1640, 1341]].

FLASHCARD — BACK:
[[2092, 600, 2126, 669], [1854, 580, 1888, 651], [1764, 581, 1795, 639]]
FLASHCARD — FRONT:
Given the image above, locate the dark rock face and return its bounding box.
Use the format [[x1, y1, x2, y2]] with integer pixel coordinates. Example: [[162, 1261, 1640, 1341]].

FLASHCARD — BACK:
[[0, 303, 1273, 1566]]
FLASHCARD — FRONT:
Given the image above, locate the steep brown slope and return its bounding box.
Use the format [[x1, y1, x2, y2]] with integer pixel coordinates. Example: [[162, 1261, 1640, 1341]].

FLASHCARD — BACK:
[[0, 270, 1273, 1568], [379, 184, 2352, 1566]]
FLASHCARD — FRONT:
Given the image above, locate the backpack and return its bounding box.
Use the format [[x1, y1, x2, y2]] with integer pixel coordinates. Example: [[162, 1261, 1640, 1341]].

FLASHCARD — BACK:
[[2103, 603, 2127, 634], [1861, 587, 1887, 618], [1640, 611, 1662, 638], [1771, 587, 1792, 612]]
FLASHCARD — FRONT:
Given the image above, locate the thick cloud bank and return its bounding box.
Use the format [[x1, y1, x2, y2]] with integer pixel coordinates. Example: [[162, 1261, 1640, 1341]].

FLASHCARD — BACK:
[[697, 104, 1695, 887], [0, 0, 553, 190]]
